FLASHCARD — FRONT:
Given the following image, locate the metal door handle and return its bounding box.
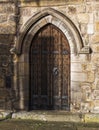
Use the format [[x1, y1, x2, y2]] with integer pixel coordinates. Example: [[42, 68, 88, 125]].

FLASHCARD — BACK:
[[53, 67, 58, 76]]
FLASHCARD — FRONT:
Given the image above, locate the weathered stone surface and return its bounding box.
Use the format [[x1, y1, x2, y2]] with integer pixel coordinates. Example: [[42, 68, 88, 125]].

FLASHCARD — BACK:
[[0, 4, 15, 13], [86, 4, 93, 13], [0, 15, 8, 23], [87, 24, 94, 34], [0, 24, 16, 34], [77, 13, 89, 23], [0, 78, 5, 88], [93, 90, 99, 99], [81, 102, 92, 113], [91, 34, 99, 44], [81, 83, 92, 102], [0, 0, 14, 2], [71, 72, 87, 82], [8, 15, 17, 24], [68, 6, 76, 14], [71, 82, 81, 92], [81, 63, 92, 72], [87, 71, 95, 82], [95, 22, 99, 32], [12, 111, 81, 122], [20, 0, 84, 7], [71, 62, 83, 72], [20, 8, 32, 16], [91, 53, 99, 65], [85, 114, 99, 122], [76, 5, 86, 13], [0, 0, 99, 114], [0, 34, 14, 44], [71, 54, 89, 62], [91, 43, 99, 53], [79, 24, 87, 35]]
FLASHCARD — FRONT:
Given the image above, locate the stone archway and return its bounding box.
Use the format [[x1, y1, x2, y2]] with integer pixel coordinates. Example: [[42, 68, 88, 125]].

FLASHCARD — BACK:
[[12, 8, 90, 110]]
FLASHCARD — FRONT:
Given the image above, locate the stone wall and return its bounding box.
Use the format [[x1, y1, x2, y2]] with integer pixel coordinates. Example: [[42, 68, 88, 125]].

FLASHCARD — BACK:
[[17, 0, 99, 113], [0, 0, 17, 110], [0, 0, 99, 112]]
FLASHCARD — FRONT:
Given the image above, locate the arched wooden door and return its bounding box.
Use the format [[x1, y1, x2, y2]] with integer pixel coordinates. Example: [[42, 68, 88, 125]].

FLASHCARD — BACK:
[[30, 24, 70, 110]]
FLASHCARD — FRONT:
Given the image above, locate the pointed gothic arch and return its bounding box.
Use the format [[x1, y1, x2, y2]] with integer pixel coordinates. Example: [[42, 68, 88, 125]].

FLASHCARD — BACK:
[[16, 8, 89, 55], [12, 8, 90, 110]]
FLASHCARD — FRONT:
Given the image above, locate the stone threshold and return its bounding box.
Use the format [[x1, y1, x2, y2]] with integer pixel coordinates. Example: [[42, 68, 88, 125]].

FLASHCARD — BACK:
[[0, 110, 99, 123]]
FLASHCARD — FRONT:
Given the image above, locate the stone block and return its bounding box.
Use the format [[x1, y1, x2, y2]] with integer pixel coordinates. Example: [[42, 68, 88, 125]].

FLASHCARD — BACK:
[[0, 78, 4, 88], [0, 34, 14, 44], [81, 83, 91, 90], [87, 24, 94, 34], [94, 4, 99, 11], [76, 5, 86, 13], [18, 62, 29, 76], [71, 62, 82, 72], [95, 22, 99, 32], [85, 114, 99, 122], [20, 8, 32, 16], [92, 107, 99, 113], [0, 15, 8, 23], [20, 0, 84, 7], [81, 102, 92, 113], [0, 24, 16, 34], [81, 63, 92, 72], [8, 15, 17, 24], [71, 92, 82, 102], [52, 17, 61, 27], [91, 34, 99, 44], [0, 0, 14, 2], [80, 24, 87, 35], [18, 76, 29, 91], [77, 13, 89, 23], [81, 83, 92, 102], [38, 18, 47, 28], [95, 11, 99, 21], [95, 79, 99, 90], [71, 72, 87, 82], [89, 13, 94, 23], [91, 43, 99, 53], [0, 3, 15, 14], [86, 4, 93, 13], [21, 16, 32, 26], [87, 71, 95, 83], [91, 53, 99, 65], [93, 90, 99, 99], [71, 54, 89, 62], [71, 82, 81, 92], [93, 100, 99, 108], [68, 6, 76, 14]]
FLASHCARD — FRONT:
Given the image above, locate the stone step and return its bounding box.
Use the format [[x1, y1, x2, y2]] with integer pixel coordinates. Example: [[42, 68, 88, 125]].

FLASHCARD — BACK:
[[12, 111, 82, 122], [1, 110, 99, 124], [11, 111, 99, 123]]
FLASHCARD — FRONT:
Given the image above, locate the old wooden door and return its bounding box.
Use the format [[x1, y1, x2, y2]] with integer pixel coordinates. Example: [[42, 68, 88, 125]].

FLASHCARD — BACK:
[[30, 24, 70, 110]]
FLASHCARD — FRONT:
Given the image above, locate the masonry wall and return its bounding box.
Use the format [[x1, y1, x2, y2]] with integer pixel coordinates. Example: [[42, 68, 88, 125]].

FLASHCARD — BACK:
[[0, 0, 17, 109], [0, 0, 99, 113]]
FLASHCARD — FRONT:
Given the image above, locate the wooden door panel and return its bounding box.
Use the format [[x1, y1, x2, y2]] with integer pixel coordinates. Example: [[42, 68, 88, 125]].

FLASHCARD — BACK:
[[30, 24, 70, 110]]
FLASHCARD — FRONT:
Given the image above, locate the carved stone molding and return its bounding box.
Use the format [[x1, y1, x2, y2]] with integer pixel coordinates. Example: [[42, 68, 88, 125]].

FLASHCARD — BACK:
[[16, 8, 89, 55], [79, 46, 91, 54]]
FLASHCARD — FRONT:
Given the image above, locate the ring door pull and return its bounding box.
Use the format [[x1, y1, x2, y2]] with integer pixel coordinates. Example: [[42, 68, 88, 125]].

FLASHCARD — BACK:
[[53, 67, 58, 76]]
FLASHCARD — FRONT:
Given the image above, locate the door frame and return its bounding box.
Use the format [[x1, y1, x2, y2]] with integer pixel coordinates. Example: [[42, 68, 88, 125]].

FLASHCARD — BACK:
[[12, 8, 90, 110]]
